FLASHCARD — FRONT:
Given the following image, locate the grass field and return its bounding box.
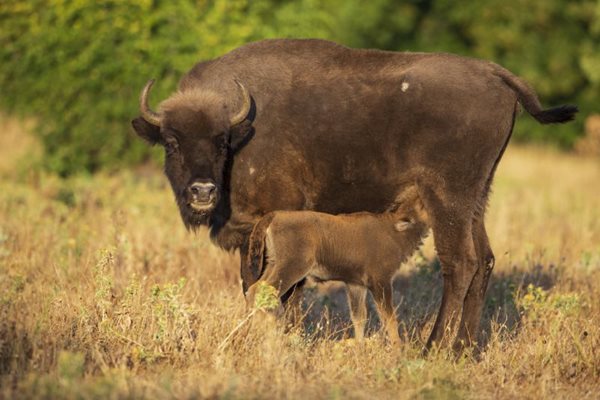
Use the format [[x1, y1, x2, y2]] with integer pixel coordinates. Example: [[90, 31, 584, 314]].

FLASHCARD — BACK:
[[1, 115, 599, 399]]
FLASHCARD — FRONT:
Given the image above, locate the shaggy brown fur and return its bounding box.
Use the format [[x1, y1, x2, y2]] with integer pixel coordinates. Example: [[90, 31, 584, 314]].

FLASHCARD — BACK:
[[131, 38, 578, 350], [243, 190, 429, 344]]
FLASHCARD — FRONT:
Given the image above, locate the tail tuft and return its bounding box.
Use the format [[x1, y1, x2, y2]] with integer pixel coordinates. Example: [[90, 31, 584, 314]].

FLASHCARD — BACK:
[[492, 65, 578, 125], [241, 213, 275, 294], [533, 104, 578, 124]]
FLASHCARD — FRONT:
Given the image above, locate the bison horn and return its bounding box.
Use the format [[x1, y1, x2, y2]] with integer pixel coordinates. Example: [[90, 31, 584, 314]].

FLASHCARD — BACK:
[[139, 79, 162, 126], [230, 79, 251, 126]]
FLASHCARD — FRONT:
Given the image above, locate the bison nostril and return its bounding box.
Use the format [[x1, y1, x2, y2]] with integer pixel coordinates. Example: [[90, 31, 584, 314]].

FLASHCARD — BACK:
[[189, 182, 216, 202]]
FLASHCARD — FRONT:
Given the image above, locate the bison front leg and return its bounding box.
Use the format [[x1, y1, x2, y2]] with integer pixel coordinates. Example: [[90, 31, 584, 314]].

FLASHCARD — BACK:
[[346, 284, 368, 340], [370, 282, 400, 346]]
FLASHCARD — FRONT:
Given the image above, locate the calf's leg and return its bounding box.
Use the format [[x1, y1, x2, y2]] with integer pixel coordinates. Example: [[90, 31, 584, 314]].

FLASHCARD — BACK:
[[281, 279, 307, 329], [346, 284, 368, 340], [246, 258, 312, 315], [370, 281, 400, 346]]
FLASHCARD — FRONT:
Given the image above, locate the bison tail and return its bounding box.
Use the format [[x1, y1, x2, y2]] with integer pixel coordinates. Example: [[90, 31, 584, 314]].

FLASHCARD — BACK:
[[531, 104, 579, 124], [493, 65, 578, 124], [242, 213, 276, 294]]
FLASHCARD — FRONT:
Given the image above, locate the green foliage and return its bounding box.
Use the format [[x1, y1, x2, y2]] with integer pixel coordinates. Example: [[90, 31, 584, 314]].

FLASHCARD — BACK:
[[57, 351, 85, 382], [518, 283, 582, 321], [94, 247, 115, 318], [0, 0, 267, 175], [408, 0, 599, 147], [0, 0, 597, 174], [254, 281, 280, 311]]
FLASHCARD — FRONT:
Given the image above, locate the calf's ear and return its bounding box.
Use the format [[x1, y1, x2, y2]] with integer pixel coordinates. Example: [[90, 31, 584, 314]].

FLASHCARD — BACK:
[[394, 218, 414, 232], [229, 120, 254, 152], [131, 117, 162, 145]]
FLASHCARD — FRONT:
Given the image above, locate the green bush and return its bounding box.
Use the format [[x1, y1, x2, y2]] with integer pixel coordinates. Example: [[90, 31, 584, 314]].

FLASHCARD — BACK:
[[0, 0, 268, 175], [0, 0, 598, 175]]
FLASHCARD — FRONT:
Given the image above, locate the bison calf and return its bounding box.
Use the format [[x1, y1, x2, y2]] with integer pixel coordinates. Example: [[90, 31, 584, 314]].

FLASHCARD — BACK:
[[243, 195, 429, 344]]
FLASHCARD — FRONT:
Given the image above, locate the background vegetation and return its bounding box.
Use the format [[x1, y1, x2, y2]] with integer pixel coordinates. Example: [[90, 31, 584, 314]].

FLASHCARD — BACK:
[[0, 0, 598, 175]]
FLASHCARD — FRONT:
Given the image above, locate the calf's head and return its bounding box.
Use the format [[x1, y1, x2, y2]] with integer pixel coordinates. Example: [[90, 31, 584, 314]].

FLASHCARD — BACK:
[[131, 79, 253, 229]]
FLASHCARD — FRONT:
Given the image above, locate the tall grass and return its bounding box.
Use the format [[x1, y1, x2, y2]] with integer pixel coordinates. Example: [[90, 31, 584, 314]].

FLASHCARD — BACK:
[[1, 115, 599, 399]]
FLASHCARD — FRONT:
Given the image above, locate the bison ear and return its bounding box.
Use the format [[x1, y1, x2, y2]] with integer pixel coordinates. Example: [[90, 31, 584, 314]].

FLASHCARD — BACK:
[[131, 117, 162, 145], [229, 120, 254, 152]]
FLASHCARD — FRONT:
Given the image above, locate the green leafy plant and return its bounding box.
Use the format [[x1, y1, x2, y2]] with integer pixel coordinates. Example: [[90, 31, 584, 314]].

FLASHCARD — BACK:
[[254, 282, 280, 311], [519, 283, 582, 321]]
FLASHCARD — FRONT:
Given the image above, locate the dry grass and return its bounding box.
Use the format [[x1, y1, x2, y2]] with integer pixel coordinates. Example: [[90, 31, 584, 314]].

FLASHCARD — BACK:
[[1, 115, 599, 399]]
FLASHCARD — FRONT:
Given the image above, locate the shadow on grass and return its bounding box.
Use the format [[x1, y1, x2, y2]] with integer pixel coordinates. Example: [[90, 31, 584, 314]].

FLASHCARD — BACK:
[[295, 258, 559, 347], [477, 262, 558, 347], [0, 317, 33, 378]]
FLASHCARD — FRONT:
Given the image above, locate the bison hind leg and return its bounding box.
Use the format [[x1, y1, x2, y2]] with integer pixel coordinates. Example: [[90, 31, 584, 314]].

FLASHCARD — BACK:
[[417, 183, 479, 351]]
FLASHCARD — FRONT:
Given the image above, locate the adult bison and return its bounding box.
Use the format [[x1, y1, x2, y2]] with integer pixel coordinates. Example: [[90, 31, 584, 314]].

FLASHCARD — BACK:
[[131, 38, 576, 350]]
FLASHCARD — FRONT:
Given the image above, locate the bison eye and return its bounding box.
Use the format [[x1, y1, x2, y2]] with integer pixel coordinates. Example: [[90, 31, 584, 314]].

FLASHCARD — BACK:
[[164, 137, 179, 154], [212, 132, 227, 146], [212, 133, 228, 154]]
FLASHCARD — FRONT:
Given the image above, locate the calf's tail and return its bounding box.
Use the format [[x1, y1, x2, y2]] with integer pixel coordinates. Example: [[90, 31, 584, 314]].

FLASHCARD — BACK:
[[241, 213, 276, 294], [493, 65, 578, 124]]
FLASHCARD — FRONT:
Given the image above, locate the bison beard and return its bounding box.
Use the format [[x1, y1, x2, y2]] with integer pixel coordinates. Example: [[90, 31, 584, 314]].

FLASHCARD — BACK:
[[131, 38, 577, 352]]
